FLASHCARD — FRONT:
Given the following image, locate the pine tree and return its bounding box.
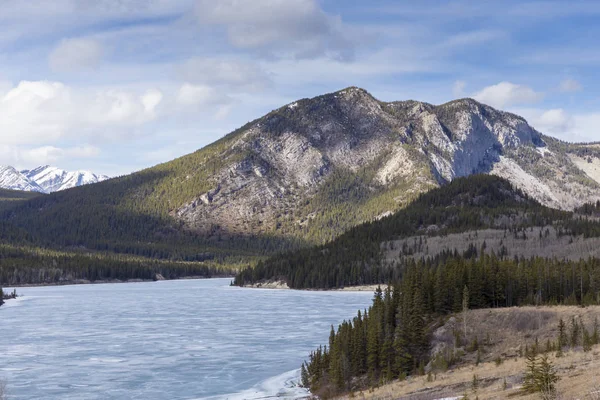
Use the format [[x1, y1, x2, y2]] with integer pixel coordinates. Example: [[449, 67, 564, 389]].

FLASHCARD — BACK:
[[462, 285, 470, 343], [522, 353, 538, 393], [300, 363, 309, 388], [393, 324, 411, 377], [536, 354, 559, 396], [570, 316, 581, 347], [583, 327, 593, 352], [557, 318, 568, 349]]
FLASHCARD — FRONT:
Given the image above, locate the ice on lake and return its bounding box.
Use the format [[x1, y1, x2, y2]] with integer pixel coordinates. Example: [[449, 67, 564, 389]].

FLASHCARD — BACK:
[[0, 278, 373, 399]]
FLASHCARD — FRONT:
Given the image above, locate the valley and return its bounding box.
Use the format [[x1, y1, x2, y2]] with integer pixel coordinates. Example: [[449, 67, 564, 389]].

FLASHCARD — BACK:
[[3, 3, 599, 400], [4, 89, 600, 287]]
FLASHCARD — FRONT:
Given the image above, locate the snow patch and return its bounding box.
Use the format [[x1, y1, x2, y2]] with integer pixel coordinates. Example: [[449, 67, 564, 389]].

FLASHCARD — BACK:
[[287, 102, 298, 110], [198, 369, 309, 400], [536, 147, 553, 157]]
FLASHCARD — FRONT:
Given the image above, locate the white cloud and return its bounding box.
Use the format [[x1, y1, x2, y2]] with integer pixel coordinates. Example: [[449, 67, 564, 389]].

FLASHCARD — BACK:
[[558, 78, 582, 93], [176, 83, 230, 107], [516, 107, 600, 142], [532, 109, 575, 134], [0, 144, 100, 167], [453, 80, 466, 97], [20, 145, 100, 164], [141, 89, 163, 114], [178, 58, 271, 91], [473, 81, 543, 108], [0, 80, 163, 145], [571, 113, 600, 142], [195, 0, 357, 60], [49, 38, 105, 72]]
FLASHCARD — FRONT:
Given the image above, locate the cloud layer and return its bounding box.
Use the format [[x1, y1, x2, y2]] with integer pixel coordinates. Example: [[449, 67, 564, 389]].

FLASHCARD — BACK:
[[49, 38, 105, 72], [196, 0, 357, 60], [473, 82, 543, 108], [0, 0, 598, 174]]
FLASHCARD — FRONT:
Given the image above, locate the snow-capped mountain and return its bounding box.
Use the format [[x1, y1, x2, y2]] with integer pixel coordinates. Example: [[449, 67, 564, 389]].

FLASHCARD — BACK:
[[0, 166, 44, 192], [0, 165, 109, 193], [21, 166, 109, 193]]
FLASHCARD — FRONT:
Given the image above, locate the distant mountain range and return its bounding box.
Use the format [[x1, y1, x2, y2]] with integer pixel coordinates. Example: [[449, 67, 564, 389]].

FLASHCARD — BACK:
[[0, 165, 109, 193]]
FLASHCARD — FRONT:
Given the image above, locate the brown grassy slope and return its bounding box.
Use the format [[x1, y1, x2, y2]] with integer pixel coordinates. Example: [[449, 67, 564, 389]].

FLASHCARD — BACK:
[[337, 306, 600, 400], [383, 227, 600, 262]]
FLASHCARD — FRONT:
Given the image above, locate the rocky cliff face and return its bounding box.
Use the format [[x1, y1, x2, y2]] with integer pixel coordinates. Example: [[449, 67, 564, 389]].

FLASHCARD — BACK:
[[171, 87, 600, 240]]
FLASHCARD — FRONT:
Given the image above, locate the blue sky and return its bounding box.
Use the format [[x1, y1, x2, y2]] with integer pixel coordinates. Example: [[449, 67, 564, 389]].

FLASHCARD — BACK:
[[0, 0, 598, 176]]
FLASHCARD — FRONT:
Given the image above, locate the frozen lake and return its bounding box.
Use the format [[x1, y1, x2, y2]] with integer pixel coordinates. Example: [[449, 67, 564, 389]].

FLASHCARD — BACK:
[[0, 278, 373, 399]]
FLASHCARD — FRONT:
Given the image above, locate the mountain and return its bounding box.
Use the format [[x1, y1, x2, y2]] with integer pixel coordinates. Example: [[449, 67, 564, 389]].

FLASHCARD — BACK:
[[167, 87, 600, 242], [3, 87, 600, 282], [20, 165, 109, 193], [0, 166, 44, 192], [0, 165, 108, 193]]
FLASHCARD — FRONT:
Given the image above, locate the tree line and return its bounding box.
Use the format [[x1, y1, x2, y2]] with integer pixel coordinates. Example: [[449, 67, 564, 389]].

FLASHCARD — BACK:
[[235, 175, 600, 289], [302, 255, 600, 397], [0, 245, 234, 286]]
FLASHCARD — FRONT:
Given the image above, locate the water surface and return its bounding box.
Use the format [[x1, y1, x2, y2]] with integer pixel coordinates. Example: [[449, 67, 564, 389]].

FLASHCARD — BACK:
[[1, 279, 373, 399]]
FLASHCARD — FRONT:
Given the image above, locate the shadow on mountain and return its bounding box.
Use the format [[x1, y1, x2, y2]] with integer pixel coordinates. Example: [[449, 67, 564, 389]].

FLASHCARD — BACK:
[[0, 169, 307, 264]]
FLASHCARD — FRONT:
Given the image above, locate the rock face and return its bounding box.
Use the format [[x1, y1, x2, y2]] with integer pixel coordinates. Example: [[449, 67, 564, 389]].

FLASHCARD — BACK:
[[171, 87, 600, 238]]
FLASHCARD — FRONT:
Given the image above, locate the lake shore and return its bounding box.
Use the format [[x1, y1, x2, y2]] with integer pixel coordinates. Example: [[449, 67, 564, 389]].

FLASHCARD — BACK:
[[244, 281, 387, 292], [3, 274, 234, 288], [0, 278, 371, 399], [0, 288, 18, 307]]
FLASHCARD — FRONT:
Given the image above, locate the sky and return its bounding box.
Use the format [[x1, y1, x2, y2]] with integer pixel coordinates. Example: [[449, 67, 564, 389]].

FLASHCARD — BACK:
[[0, 0, 599, 176]]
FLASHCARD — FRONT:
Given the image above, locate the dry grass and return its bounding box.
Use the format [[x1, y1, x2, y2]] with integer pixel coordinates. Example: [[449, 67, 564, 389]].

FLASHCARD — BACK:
[[337, 306, 600, 400], [383, 227, 600, 262], [342, 349, 600, 399]]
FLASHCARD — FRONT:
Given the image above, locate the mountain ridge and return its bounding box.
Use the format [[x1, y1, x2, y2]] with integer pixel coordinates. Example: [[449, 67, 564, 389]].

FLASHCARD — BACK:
[[2, 86, 600, 277], [0, 165, 109, 193]]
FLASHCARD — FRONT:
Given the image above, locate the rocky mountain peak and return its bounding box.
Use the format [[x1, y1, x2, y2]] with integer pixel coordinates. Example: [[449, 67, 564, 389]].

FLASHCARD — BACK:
[[0, 165, 108, 193], [173, 87, 600, 238]]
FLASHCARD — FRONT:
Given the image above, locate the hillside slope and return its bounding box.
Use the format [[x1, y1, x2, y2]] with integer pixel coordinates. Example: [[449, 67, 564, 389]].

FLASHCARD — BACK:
[[337, 306, 600, 400], [3, 88, 600, 274], [235, 175, 600, 288]]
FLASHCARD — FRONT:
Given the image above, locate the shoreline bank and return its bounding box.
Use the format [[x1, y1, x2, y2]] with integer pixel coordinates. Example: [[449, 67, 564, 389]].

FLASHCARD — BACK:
[[243, 281, 387, 292], [2, 274, 234, 288]]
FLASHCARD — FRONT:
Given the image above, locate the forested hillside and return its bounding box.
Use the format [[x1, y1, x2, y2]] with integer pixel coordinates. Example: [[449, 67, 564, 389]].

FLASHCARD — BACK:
[[234, 175, 600, 289], [303, 262, 600, 397], [5, 87, 600, 285]]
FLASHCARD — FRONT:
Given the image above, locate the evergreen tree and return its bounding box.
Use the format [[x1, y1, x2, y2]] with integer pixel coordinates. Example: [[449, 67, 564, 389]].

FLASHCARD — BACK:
[[583, 327, 593, 352], [571, 316, 580, 348], [536, 354, 559, 396], [522, 353, 538, 393], [300, 363, 309, 388], [462, 285, 470, 343], [557, 318, 568, 349]]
